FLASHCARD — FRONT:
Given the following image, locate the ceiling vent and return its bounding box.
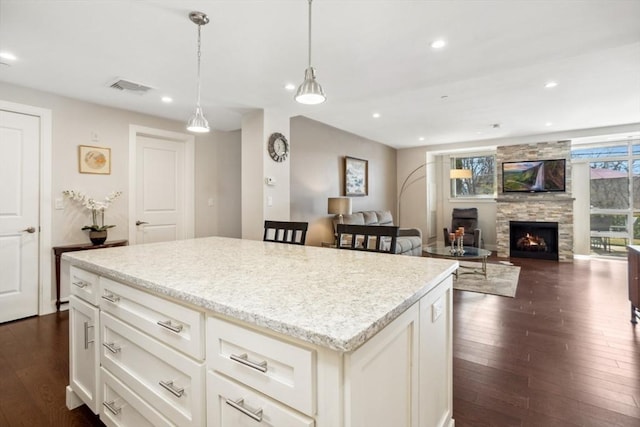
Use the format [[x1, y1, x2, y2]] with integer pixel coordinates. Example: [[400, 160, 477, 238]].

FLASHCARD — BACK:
[[109, 78, 153, 94]]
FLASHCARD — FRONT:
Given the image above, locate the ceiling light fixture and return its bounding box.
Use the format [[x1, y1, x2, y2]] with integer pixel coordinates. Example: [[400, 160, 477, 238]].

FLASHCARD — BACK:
[[161, 96, 173, 103], [372, 113, 381, 118], [186, 11, 210, 133], [295, 0, 326, 105], [544, 81, 558, 88], [431, 39, 446, 49]]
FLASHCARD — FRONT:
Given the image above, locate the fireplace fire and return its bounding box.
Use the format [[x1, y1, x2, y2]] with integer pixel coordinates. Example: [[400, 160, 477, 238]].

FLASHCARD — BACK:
[[509, 221, 559, 261], [516, 233, 547, 251]]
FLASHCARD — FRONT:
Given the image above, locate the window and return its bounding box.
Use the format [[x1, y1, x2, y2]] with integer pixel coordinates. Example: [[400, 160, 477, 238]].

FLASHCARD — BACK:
[[450, 154, 496, 198], [572, 139, 640, 257]]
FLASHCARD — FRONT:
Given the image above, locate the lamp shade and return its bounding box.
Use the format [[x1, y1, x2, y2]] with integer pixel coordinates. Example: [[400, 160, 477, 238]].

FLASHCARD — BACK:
[[186, 106, 210, 133], [328, 197, 352, 216], [295, 67, 326, 105], [450, 169, 472, 179]]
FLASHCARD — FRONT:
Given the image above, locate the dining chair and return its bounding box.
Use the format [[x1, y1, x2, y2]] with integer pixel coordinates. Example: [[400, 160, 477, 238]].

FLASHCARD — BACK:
[[263, 220, 308, 245], [336, 224, 399, 253]]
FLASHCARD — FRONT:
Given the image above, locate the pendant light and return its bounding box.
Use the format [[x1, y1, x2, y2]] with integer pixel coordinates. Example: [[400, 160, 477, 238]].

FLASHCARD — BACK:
[[187, 11, 210, 133], [295, 0, 326, 105]]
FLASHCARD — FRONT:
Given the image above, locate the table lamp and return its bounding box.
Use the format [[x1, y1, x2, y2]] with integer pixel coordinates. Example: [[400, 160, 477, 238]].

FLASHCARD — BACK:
[[328, 197, 352, 224]]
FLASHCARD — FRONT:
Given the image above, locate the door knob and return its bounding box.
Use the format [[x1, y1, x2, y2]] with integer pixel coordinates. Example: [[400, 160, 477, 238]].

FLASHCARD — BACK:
[[22, 227, 36, 233], [135, 221, 148, 226]]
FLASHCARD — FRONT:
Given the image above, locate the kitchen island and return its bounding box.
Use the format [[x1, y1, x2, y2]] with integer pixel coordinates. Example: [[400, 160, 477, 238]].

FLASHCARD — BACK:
[[64, 237, 457, 427]]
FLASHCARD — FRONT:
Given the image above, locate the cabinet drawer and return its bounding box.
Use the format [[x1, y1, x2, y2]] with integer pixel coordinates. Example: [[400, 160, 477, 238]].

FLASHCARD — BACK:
[[101, 312, 205, 427], [207, 372, 314, 427], [70, 266, 100, 306], [100, 368, 173, 427], [100, 277, 204, 360], [207, 317, 316, 416]]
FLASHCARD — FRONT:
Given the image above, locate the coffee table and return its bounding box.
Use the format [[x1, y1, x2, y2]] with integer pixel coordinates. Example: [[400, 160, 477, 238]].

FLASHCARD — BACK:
[[424, 245, 492, 278]]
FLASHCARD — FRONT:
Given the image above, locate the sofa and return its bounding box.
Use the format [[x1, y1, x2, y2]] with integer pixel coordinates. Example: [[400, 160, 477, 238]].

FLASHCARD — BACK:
[[332, 210, 422, 256]]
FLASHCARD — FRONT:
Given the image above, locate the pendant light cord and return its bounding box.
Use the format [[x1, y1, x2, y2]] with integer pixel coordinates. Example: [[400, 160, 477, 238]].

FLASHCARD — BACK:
[[307, 0, 312, 68], [196, 23, 202, 107]]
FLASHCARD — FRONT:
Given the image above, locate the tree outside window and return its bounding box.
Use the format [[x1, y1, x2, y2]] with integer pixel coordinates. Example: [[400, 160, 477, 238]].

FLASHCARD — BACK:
[[450, 155, 496, 197]]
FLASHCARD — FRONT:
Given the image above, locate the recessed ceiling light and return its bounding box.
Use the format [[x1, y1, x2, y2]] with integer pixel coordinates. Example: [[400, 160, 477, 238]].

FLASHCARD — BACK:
[[0, 51, 17, 61], [284, 83, 296, 91], [545, 122, 553, 127], [430, 39, 446, 49], [544, 81, 558, 89], [372, 113, 381, 118], [161, 96, 173, 103], [419, 137, 425, 141]]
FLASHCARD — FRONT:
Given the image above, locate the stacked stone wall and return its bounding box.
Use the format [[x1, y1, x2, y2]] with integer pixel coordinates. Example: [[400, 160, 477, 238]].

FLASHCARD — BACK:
[[496, 141, 574, 261]]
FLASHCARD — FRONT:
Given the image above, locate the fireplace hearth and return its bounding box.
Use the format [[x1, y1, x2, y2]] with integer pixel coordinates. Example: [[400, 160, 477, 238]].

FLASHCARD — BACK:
[[509, 221, 559, 260]]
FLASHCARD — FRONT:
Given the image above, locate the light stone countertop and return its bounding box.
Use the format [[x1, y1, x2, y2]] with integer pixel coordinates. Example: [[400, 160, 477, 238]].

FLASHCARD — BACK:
[[63, 237, 458, 352]]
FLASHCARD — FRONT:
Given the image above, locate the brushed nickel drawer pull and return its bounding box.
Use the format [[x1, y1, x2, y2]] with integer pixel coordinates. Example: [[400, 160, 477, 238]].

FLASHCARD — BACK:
[[103, 400, 122, 415], [157, 319, 184, 333], [225, 398, 263, 422], [103, 342, 121, 354], [230, 353, 268, 373], [159, 380, 184, 398], [72, 280, 88, 288], [83, 322, 94, 350], [101, 293, 120, 303]]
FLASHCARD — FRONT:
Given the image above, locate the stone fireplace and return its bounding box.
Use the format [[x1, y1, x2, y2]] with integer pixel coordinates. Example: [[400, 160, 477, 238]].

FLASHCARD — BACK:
[[496, 141, 574, 261]]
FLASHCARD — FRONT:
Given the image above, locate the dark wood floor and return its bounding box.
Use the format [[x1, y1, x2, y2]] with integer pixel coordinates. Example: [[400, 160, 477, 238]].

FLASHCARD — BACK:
[[0, 257, 637, 426], [454, 257, 639, 427]]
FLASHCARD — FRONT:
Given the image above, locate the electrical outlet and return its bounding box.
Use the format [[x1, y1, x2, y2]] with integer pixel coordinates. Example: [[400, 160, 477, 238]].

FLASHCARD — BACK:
[[54, 198, 64, 210], [267, 196, 273, 207]]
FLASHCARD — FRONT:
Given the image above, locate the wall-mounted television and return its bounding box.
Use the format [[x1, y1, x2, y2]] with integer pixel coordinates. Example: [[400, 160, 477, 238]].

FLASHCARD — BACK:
[[502, 159, 566, 193]]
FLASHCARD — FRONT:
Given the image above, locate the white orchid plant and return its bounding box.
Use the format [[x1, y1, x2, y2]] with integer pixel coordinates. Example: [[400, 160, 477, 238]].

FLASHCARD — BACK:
[[62, 190, 123, 232]]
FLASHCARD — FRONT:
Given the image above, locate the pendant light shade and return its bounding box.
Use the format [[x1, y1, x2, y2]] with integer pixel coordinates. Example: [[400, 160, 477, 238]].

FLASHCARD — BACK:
[[187, 106, 209, 133], [295, 67, 326, 105], [187, 11, 210, 133], [295, 0, 325, 105]]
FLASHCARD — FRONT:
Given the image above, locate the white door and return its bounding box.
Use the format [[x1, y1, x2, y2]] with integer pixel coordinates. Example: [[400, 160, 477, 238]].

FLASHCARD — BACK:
[[0, 110, 40, 323], [135, 135, 187, 244]]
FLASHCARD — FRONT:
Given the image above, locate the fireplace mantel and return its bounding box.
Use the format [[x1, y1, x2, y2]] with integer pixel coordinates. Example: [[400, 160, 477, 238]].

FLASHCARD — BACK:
[[496, 196, 575, 203]]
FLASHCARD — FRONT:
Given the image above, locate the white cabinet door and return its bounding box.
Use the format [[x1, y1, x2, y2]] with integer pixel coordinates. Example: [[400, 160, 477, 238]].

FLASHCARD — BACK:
[[346, 304, 420, 427], [419, 276, 454, 427], [69, 295, 100, 414]]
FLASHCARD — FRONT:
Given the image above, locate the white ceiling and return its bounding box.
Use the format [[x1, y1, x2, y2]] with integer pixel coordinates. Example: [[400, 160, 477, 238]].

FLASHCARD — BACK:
[[1, 0, 639, 148]]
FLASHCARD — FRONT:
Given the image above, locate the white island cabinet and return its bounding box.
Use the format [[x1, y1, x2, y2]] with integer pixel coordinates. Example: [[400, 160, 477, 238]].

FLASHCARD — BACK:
[[64, 237, 457, 427]]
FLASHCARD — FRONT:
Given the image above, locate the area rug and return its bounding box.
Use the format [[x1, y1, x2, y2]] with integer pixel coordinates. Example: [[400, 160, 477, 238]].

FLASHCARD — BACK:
[[454, 261, 520, 298]]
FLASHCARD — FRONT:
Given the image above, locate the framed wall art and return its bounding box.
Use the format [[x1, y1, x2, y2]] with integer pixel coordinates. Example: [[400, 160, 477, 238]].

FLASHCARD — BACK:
[[344, 156, 368, 196], [79, 145, 111, 174]]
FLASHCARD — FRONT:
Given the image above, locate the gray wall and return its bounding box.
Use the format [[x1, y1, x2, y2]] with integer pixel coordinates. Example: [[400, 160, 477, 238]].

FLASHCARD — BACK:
[[290, 116, 397, 246]]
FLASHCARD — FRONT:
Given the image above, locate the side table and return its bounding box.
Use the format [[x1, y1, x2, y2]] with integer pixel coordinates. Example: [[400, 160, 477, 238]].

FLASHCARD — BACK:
[[53, 239, 128, 311]]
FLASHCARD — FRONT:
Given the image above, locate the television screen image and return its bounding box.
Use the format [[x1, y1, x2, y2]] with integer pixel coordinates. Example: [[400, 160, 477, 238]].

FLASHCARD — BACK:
[[502, 159, 566, 193]]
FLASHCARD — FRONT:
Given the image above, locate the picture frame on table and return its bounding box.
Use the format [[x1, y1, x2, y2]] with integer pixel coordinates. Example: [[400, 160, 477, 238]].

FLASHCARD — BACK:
[[79, 145, 111, 174], [344, 156, 368, 196]]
